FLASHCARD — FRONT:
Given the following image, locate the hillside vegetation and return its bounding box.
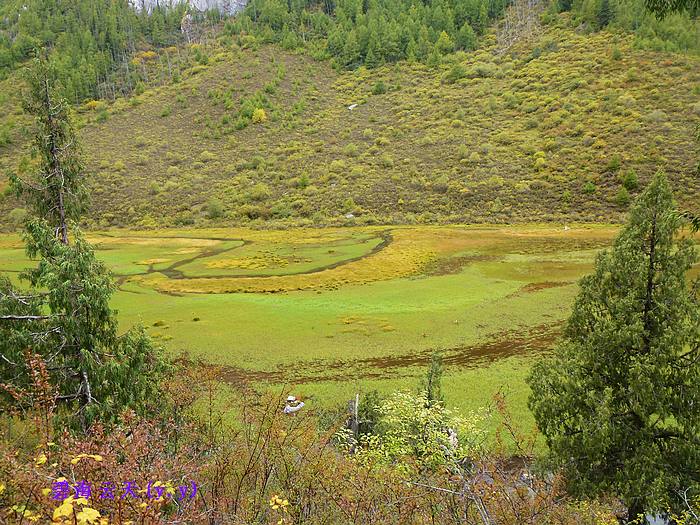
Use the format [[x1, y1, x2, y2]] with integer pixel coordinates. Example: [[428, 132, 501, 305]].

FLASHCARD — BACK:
[[0, 0, 191, 102], [0, 15, 699, 229], [235, 0, 700, 68]]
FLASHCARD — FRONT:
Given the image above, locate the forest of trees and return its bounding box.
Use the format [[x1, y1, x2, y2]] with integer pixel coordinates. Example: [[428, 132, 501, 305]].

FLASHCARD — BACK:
[[564, 0, 699, 53], [227, 0, 507, 67], [224, 0, 698, 68], [0, 0, 696, 102], [0, 0, 189, 102]]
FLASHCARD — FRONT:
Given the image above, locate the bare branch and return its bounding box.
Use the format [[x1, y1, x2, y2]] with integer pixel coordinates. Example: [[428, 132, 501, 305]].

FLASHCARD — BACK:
[[0, 315, 53, 321]]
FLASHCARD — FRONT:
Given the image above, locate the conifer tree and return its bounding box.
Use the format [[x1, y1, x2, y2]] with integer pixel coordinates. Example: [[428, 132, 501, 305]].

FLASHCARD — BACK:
[[597, 0, 614, 28], [559, 0, 573, 11], [456, 22, 477, 50], [364, 32, 382, 68], [419, 352, 445, 406], [342, 30, 361, 67], [435, 30, 455, 54], [0, 56, 168, 430], [528, 173, 700, 522], [645, 0, 698, 17]]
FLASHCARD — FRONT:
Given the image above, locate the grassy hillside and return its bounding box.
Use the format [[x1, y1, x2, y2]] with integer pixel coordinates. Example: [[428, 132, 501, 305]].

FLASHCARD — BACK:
[[0, 16, 698, 229]]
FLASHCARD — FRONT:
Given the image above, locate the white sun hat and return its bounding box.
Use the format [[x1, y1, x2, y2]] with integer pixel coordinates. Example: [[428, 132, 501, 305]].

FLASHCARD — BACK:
[[286, 395, 297, 402]]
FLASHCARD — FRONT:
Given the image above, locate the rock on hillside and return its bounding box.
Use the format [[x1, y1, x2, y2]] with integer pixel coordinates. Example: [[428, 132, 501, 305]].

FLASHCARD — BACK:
[[131, 0, 246, 14]]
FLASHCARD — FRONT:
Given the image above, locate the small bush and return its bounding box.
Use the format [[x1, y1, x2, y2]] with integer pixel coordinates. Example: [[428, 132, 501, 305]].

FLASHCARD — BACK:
[[457, 145, 469, 160], [533, 156, 546, 171], [174, 211, 195, 225], [252, 108, 267, 123], [8, 207, 27, 227], [200, 150, 217, 163], [371, 81, 387, 95], [443, 63, 467, 84], [583, 181, 596, 194], [248, 183, 271, 201], [330, 159, 347, 172], [615, 187, 631, 207], [379, 154, 394, 168], [619, 170, 639, 191], [163, 180, 179, 192], [343, 143, 359, 157], [206, 198, 224, 219], [469, 62, 499, 78], [0, 126, 12, 147], [83, 100, 106, 112], [235, 117, 249, 130], [343, 197, 357, 212], [645, 109, 667, 123], [606, 155, 621, 172]]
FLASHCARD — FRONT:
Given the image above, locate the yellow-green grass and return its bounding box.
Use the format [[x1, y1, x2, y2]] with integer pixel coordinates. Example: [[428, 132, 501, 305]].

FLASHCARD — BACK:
[[177, 229, 384, 277], [0, 224, 628, 433]]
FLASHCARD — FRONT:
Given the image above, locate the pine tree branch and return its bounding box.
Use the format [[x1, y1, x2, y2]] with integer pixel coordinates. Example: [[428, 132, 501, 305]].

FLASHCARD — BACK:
[[0, 315, 52, 321]]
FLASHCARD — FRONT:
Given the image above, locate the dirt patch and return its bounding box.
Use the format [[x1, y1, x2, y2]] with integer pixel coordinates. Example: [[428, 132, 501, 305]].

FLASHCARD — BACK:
[[425, 254, 503, 276], [520, 281, 572, 292], [192, 322, 564, 387], [506, 281, 574, 298]]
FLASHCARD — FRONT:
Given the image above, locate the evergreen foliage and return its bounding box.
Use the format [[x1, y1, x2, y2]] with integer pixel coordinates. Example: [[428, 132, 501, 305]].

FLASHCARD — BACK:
[[597, 0, 614, 27], [0, 56, 168, 429], [227, 0, 508, 68], [528, 173, 700, 521], [645, 0, 700, 17], [568, 0, 699, 53], [419, 352, 445, 406], [0, 0, 188, 102]]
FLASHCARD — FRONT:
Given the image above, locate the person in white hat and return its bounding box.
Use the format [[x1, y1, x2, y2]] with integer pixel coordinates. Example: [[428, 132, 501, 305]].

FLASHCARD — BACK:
[[283, 395, 305, 414]]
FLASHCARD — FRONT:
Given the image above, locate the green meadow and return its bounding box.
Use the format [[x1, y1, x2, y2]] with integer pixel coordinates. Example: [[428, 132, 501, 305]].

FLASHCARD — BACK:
[[1, 224, 631, 432]]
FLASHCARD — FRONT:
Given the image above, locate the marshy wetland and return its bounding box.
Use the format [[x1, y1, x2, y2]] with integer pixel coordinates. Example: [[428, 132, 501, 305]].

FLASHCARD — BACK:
[[2, 224, 644, 427]]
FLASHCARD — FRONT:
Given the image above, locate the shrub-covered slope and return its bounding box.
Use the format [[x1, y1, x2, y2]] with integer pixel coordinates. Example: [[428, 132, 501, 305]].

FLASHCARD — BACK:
[[1, 19, 698, 228]]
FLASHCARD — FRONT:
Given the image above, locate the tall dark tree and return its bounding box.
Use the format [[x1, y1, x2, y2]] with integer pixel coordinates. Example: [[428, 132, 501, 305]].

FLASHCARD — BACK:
[[559, 0, 573, 11], [528, 173, 700, 523], [0, 56, 168, 429], [645, 0, 699, 17], [419, 352, 445, 406], [597, 0, 614, 28]]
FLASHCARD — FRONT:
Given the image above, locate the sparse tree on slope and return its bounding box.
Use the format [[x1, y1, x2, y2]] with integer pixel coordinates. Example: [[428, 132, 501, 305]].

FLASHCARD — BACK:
[[645, 0, 699, 17], [528, 173, 700, 523], [419, 351, 445, 407], [597, 0, 614, 28], [0, 56, 168, 430]]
